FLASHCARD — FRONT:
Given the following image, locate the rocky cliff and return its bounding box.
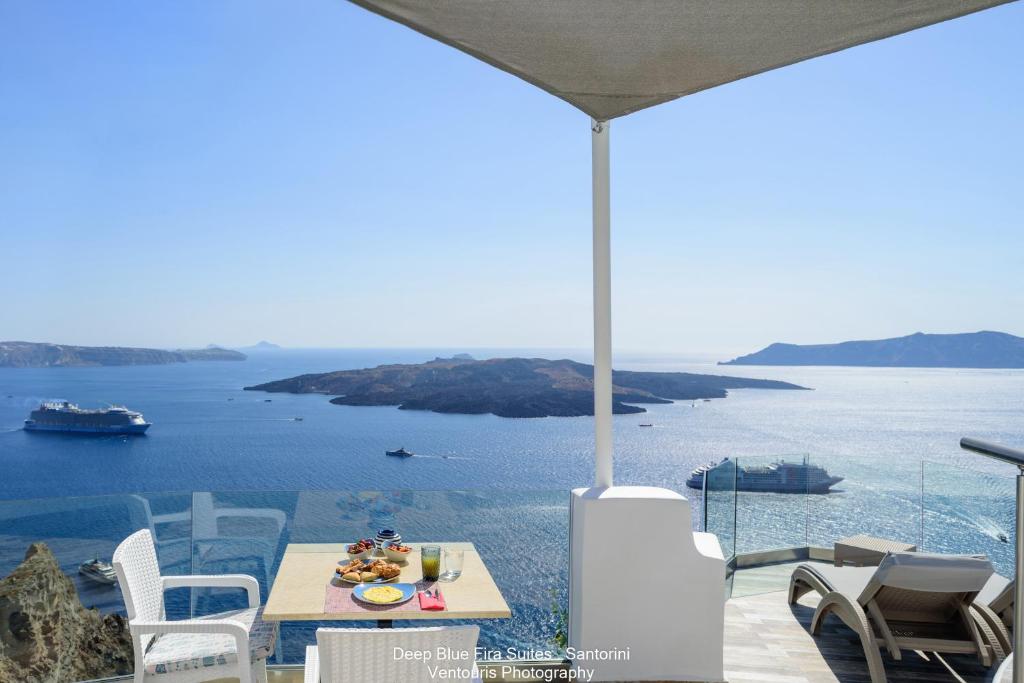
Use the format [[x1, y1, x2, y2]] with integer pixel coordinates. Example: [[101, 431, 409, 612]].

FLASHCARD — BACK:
[[0, 341, 246, 367], [0, 544, 133, 682]]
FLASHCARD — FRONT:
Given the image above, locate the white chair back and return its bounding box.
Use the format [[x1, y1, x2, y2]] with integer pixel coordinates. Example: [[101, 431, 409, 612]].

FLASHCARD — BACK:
[[316, 626, 479, 682], [113, 529, 165, 652]]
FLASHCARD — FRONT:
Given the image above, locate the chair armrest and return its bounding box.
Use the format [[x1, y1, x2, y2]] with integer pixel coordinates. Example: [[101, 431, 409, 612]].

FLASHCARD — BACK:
[[213, 507, 287, 531], [162, 574, 260, 607], [304, 645, 320, 683], [150, 511, 191, 525]]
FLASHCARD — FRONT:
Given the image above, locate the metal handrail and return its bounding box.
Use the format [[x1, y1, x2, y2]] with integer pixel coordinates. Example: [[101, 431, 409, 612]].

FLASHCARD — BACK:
[[961, 437, 1024, 468], [961, 437, 1023, 683]]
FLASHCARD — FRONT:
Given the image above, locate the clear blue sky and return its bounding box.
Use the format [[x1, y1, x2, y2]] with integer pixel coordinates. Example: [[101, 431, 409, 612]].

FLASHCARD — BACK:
[[1, 1, 1021, 356]]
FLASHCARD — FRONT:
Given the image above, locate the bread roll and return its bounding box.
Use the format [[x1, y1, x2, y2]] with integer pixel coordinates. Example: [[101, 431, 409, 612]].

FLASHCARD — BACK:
[[361, 571, 379, 582], [342, 572, 361, 582]]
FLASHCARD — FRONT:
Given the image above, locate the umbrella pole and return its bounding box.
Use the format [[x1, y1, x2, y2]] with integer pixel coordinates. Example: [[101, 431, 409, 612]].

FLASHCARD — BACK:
[[592, 118, 613, 488]]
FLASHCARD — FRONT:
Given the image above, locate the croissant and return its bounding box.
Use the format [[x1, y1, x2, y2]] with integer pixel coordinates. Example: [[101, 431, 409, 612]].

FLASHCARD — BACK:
[[339, 559, 364, 575], [377, 563, 401, 579]]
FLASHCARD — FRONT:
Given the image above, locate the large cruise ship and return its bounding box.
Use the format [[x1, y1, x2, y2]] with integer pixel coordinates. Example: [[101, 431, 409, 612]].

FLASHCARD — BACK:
[[24, 402, 150, 435], [686, 457, 843, 494]]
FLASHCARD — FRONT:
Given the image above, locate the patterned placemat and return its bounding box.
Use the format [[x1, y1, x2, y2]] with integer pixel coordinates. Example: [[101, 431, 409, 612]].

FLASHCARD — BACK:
[[324, 579, 446, 614]]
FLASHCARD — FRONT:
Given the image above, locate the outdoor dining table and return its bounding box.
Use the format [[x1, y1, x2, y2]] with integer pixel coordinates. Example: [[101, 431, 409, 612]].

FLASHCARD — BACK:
[[262, 542, 511, 628]]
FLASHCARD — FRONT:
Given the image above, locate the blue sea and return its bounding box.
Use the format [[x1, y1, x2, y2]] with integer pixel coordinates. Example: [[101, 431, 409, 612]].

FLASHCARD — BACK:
[[1, 348, 1022, 661], [3, 348, 1022, 497]]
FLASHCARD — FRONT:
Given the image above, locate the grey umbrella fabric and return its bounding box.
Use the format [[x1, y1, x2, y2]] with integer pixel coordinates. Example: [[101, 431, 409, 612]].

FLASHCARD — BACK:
[[349, 0, 1013, 121]]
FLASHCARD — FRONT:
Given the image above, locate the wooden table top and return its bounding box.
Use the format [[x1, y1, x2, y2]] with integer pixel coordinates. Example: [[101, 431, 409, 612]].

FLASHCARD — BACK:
[[262, 542, 512, 622]]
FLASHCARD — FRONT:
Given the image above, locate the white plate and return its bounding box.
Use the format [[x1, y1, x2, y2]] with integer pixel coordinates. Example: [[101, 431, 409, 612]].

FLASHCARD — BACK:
[[336, 559, 401, 584]]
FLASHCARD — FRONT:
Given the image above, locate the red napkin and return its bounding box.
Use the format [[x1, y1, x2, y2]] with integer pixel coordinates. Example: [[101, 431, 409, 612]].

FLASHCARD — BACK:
[[418, 589, 446, 611]]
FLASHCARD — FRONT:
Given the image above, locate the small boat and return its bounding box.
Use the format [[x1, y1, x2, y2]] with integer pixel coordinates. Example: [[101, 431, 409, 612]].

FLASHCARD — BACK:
[[639, 423, 653, 427], [702, 399, 711, 402], [999, 533, 1009, 544], [386, 447, 414, 458], [264, 399, 272, 403], [79, 558, 117, 585], [293, 417, 304, 421]]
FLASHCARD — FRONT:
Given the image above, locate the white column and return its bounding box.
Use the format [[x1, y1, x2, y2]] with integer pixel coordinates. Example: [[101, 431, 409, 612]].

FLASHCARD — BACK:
[[592, 119, 613, 488], [569, 487, 726, 681]]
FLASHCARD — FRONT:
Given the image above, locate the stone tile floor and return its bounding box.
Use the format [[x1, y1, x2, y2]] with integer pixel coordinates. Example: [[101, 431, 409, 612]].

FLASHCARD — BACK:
[[212, 561, 1003, 683]]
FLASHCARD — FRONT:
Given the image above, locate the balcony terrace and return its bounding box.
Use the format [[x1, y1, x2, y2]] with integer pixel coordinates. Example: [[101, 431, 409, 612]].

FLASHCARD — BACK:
[[0, 444, 1018, 682], [0, 2, 1018, 680]]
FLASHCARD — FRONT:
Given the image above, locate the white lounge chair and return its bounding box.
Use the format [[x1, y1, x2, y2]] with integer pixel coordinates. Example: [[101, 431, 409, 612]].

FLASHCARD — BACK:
[[304, 626, 481, 683], [789, 552, 1001, 683], [113, 529, 278, 683]]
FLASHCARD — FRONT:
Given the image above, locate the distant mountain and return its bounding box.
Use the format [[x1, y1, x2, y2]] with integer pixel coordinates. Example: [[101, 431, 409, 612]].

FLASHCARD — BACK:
[[0, 341, 246, 368], [721, 331, 1024, 368], [239, 341, 283, 351], [177, 347, 247, 362], [245, 356, 807, 418]]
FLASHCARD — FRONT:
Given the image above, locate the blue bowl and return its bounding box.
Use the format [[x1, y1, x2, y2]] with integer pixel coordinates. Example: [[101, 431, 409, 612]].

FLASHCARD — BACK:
[[375, 529, 402, 550]]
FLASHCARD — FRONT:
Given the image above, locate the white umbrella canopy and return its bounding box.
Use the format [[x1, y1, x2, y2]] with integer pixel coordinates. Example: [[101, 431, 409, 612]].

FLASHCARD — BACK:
[[346, 0, 1015, 490], [349, 7, 1023, 678], [348, 0, 1013, 121]]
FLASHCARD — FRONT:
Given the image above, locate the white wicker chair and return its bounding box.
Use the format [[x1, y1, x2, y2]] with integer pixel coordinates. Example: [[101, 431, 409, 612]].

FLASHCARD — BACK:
[[113, 529, 278, 683], [304, 626, 482, 683]]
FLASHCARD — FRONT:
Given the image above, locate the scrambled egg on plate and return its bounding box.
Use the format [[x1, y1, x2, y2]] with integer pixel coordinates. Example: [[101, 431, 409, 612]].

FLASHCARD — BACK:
[[362, 586, 404, 603]]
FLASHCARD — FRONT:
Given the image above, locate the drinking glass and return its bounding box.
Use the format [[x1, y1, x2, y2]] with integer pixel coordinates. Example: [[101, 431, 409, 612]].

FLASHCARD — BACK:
[[440, 547, 464, 582], [421, 545, 441, 581]]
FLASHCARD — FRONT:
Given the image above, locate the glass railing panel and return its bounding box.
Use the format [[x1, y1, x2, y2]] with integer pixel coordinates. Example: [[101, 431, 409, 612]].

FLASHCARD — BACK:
[[0, 488, 570, 674], [733, 455, 810, 554], [0, 492, 193, 619], [702, 459, 737, 597], [922, 460, 1015, 578], [696, 454, 1015, 603], [187, 490, 292, 621], [703, 460, 737, 559], [804, 455, 921, 552], [188, 489, 570, 664]]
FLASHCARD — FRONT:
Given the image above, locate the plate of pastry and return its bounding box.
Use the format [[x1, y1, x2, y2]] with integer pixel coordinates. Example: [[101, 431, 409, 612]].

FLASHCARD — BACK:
[[335, 558, 402, 584]]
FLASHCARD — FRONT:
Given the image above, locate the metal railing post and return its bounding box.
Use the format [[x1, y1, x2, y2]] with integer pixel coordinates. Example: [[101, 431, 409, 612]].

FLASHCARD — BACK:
[[960, 437, 1024, 682], [1017, 473, 1024, 683], [702, 464, 709, 532]]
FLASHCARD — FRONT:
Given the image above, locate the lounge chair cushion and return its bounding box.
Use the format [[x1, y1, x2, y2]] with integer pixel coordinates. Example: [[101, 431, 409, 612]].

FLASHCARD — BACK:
[[871, 552, 993, 594], [797, 563, 878, 598], [144, 606, 277, 675], [977, 573, 1012, 607]]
